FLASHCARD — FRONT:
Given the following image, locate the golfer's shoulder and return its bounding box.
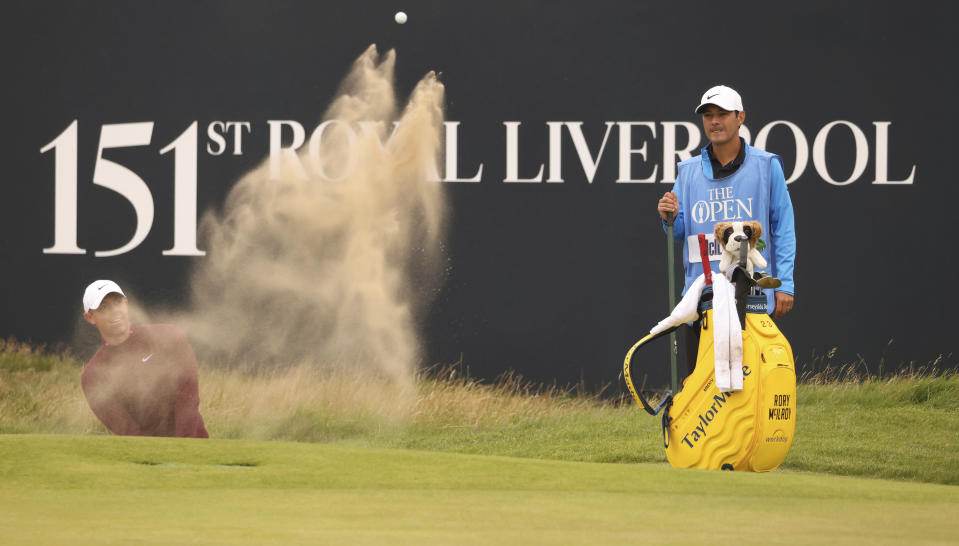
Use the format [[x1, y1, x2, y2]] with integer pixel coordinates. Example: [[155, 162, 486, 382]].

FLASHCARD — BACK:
[[141, 323, 189, 345], [81, 347, 107, 381]]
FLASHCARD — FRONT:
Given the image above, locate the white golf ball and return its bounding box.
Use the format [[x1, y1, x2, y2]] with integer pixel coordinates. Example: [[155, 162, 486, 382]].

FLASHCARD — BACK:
[[395, 11, 407, 24]]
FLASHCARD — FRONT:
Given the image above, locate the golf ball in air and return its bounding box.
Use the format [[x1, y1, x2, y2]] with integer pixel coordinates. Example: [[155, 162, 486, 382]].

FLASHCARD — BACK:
[[395, 11, 407, 24]]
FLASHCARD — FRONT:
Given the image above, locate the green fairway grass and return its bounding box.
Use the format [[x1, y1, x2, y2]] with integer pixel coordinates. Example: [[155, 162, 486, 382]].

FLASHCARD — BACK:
[[0, 434, 957, 545]]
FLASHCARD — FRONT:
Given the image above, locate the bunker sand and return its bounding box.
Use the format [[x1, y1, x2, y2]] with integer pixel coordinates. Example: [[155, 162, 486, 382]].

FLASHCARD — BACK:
[[166, 45, 447, 387]]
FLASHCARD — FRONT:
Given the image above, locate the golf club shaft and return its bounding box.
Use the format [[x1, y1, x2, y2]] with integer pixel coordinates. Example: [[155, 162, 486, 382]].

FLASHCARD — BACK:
[[666, 212, 678, 392]]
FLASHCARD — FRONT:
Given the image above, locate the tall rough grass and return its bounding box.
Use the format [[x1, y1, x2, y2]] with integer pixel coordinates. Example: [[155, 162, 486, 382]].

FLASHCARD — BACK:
[[0, 340, 602, 439], [0, 340, 101, 434], [798, 342, 955, 383], [200, 364, 415, 442], [412, 364, 602, 426], [2, 339, 957, 483], [798, 346, 957, 410]]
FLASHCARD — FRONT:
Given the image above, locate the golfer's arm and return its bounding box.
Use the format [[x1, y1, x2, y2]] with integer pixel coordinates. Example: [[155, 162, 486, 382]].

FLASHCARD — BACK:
[[171, 331, 205, 437], [769, 159, 796, 295], [81, 372, 144, 436]]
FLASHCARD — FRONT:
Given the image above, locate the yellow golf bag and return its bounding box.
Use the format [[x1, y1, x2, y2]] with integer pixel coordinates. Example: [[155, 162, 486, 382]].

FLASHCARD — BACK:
[[624, 235, 796, 471]]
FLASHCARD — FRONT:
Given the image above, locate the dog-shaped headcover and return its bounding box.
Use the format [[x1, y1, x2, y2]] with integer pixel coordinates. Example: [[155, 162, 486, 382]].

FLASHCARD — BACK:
[[714, 221, 766, 276]]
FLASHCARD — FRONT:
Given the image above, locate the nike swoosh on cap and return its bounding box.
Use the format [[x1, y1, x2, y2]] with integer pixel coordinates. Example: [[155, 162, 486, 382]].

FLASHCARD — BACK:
[[706, 93, 719, 99]]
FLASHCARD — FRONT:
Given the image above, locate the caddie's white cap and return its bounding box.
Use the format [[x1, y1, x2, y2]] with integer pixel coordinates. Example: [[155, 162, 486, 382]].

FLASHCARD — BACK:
[[83, 280, 125, 312], [695, 85, 744, 114]]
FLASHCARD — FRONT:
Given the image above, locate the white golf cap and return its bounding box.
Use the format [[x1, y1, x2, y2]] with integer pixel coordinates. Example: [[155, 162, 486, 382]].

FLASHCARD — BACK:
[[695, 85, 744, 114], [83, 280, 125, 312]]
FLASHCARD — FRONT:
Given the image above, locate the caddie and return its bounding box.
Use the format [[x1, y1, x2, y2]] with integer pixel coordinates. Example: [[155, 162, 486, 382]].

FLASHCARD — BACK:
[[656, 85, 796, 374]]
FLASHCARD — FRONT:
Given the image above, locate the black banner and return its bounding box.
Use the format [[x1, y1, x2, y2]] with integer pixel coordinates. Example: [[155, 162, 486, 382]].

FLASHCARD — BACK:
[[4, 1, 957, 389]]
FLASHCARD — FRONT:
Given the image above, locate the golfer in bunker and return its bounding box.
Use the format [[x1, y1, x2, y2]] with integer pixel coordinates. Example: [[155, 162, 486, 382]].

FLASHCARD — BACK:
[[80, 280, 208, 438]]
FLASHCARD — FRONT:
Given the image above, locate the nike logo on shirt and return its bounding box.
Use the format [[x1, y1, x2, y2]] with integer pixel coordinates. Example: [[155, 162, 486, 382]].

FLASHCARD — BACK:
[[142, 354, 153, 362]]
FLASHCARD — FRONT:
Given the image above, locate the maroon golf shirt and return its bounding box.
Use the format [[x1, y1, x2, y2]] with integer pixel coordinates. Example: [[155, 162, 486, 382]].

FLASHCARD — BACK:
[[81, 324, 209, 438]]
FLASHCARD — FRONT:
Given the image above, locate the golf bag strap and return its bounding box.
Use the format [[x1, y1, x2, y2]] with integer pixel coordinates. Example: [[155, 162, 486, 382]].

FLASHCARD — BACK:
[[661, 398, 673, 448], [623, 327, 677, 416]]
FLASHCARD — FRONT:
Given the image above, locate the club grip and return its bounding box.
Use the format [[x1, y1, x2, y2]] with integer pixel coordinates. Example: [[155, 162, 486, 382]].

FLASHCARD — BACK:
[[698, 233, 712, 285]]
